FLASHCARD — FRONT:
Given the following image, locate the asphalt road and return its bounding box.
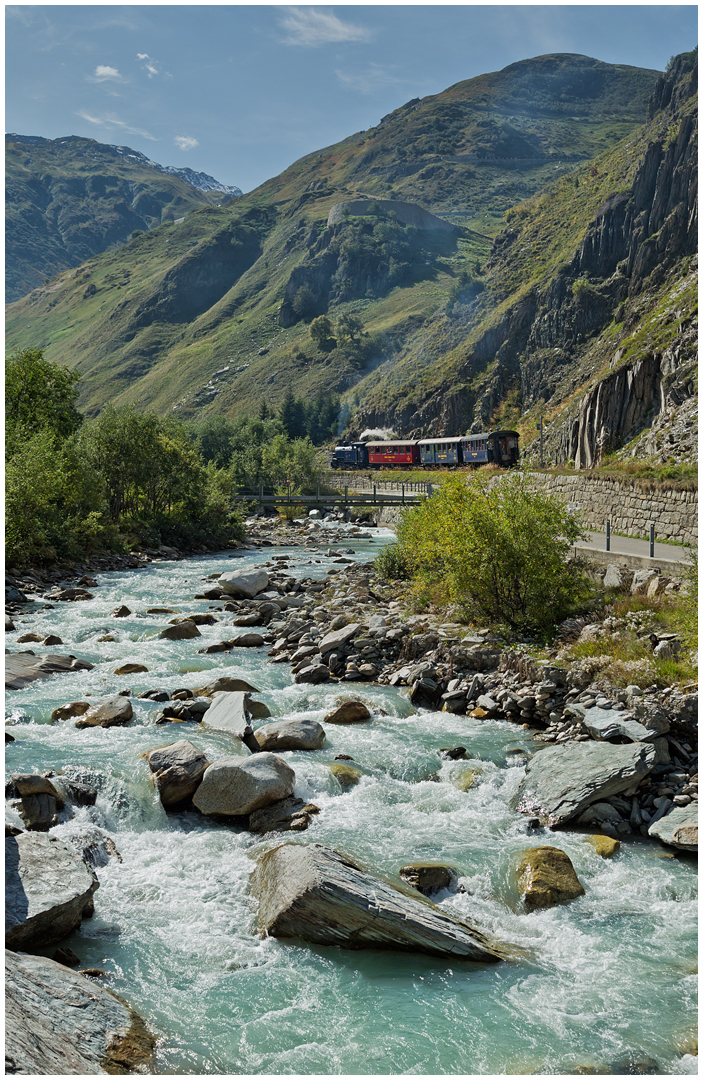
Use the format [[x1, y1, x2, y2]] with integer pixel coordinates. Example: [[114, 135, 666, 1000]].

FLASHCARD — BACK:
[[577, 530, 692, 564]]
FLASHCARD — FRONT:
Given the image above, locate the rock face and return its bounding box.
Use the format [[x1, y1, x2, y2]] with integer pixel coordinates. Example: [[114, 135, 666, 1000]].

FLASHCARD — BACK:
[[6, 832, 97, 950], [254, 719, 326, 752], [515, 847, 585, 911], [327, 198, 457, 232], [201, 691, 250, 739], [5, 949, 155, 1074], [218, 569, 269, 598], [145, 740, 211, 806], [75, 696, 134, 729], [511, 740, 657, 825], [192, 753, 295, 816], [324, 701, 371, 724], [648, 803, 698, 850], [250, 843, 506, 962]]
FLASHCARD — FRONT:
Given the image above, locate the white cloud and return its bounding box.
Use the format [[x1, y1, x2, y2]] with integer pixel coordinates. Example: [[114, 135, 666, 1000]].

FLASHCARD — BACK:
[[136, 52, 149, 60], [278, 7, 372, 47], [92, 64, 121, 81], [335, 63, 406, 95], [174, 135, 199, 151], [136, 52, 161, 77], [76, 110, 157, 141]]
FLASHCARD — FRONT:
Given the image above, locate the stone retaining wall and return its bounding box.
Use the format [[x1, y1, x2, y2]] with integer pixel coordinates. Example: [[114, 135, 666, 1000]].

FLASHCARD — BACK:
[[527, 473, 697, 545]]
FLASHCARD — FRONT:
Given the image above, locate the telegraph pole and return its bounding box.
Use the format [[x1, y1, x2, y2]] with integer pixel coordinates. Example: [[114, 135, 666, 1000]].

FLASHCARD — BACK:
[[539, 416, 544, 467]]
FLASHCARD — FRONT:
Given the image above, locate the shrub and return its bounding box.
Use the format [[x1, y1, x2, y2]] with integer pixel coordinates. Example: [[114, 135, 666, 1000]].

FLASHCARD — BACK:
[[394, 472, 589, 631], [374, 542, 411, 581]]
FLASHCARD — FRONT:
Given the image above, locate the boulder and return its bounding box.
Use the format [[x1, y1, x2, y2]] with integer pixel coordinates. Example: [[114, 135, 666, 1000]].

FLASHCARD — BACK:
[[192, 753, 295, 816], [5, 950, 155, 1074], [330, 763, 364, 790], [145, 740, 211, 807], [294, 664, 330, 684], [43, 635, 63, 646], [63, 828, 122, 869], [218, 569, 269, 599], [247, 699, 271, 719], [248, 796, 320, 834], [51, 701, 90, 722], [6, 832, 97, 950], [157, 620, 201, 640], [191, 676, 260, 696], [250, 843, 506, 962], [254, 719, 326, 752], [451, 768, 479, 792], [603, 564, 624, 588], [511, 740, 657, 826], [578, 705, 658, 743], [5, 652, 94, 692], [112, 605, 131, 617], [324, 701, 371, 724], [648, 804, 697, 851], [631, 569, 658, 595], [584, 834, 620, 858], [515, 847, 585, 911], [115, 663, 149, 675], [398, 863, 457, 895], [318, 623, 361, 655], [201, 691, 250, 739], [75, 696, 133, 729], [230, 633, 265, 648]]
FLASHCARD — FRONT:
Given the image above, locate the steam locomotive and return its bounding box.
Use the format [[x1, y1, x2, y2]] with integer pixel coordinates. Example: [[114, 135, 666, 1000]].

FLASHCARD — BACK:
[[331, 430, 520, 470]]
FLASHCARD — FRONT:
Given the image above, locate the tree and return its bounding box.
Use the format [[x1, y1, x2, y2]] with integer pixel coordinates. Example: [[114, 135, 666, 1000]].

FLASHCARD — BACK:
[[391, 472, 588, 631], [309, 315, 336, 350], [279, 389, 306, 439], [292, 286, 317, 321], [336, 312, 364, 344], [6, 348, 82, 441]]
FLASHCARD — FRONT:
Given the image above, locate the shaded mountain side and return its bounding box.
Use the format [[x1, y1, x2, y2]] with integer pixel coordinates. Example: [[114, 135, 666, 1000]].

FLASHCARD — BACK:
[[5, 53, 661, 419], [348, 50, 697, 468], [5, 135, 234, 302]]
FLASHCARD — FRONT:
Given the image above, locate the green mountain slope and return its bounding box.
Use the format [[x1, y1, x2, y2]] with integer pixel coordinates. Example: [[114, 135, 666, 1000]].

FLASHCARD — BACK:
[[5, 135, 234, 302], [5, 54, 660, 420]]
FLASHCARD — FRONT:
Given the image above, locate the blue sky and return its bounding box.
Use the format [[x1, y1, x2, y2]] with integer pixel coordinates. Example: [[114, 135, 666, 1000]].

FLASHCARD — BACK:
[[6, 5, 698, 193]]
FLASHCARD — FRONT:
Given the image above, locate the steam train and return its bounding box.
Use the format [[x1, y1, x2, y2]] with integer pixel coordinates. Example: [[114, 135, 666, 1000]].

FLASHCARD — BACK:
[[331, 430, 520, 470]]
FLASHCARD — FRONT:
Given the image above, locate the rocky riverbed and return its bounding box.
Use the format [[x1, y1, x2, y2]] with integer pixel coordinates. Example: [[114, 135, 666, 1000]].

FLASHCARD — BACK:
[[5, 512, 698, 1074]]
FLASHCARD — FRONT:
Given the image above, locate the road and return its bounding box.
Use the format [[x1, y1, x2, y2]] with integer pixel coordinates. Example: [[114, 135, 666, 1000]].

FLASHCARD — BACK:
[[576, 530, 692, 566]]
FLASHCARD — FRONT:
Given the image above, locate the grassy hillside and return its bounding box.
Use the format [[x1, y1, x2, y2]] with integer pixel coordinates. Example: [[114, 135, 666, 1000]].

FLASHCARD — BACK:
[[6, 54, 659, 421], [5, 135, 227, 302]]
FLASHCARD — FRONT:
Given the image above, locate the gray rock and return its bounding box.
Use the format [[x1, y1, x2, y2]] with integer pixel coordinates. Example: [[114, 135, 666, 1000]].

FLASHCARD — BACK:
[[145, 740, 211, 806], [191, 676, 260, 696], [248, 796, 320, 834], [157, 619, 201, 641], [250, 843, 506, 962], [511, 741, 657, 826], [230, 632, 265, 648], [6, 832, 97, 950], [319, 623, 361, 655], [294, 664, 330, 684], [603, 564, 624, 588], [5, 949, 155, 1074], [254, 719, 326, 752], [11, 774, 62, 799], [5, 652, 94, 691], [192, 753, 295, 816], [201, 691, 250, 741], [75, 696, 133, 729], [398, 863, 457, 895], [631, 569, 658, 595], [63, 828, 122, 869], [648, 804, 697, 850], [324, 701, 371, 724], [51, 701, 90, 722], [579, 705, 655, 743], [218, 569, 269, 599]]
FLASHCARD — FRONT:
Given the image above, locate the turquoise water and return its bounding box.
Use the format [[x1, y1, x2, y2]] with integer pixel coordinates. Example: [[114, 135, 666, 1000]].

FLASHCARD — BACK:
[[5, 530, 697, 1074]]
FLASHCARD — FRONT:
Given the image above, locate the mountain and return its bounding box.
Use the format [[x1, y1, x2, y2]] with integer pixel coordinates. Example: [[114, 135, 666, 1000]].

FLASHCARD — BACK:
[[6, 53, 663, 432], [5, 135, 241, 302]]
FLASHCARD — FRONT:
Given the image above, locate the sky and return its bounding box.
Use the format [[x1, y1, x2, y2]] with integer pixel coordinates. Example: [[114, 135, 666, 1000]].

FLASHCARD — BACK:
[[5, 4, 698, 193]]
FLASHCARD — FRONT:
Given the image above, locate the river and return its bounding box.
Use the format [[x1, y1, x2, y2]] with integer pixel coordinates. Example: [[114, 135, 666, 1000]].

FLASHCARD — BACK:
[[5, 526, 697, 1075]]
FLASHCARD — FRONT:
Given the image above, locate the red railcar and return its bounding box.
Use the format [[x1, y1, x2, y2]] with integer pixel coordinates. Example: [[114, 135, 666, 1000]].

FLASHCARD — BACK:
[[365, 440, 421, 468]]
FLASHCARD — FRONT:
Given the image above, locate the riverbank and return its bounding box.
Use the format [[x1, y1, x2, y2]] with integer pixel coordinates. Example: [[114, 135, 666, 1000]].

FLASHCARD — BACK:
[[5, 515, 698, 1074]]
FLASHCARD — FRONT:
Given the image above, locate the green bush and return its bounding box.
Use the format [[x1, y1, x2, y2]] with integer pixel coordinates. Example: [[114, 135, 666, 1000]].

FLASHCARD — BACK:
[[395, 472, 589, 631], [374, 542, 411, 581]]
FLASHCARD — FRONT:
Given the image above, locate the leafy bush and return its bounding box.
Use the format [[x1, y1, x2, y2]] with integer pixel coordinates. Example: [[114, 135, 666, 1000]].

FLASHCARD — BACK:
[[394, 472, 589, 631], [374, 542, 411, 581]]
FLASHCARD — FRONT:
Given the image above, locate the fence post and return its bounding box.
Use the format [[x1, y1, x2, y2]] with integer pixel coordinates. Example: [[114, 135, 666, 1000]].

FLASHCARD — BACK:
[[606, 520, 610, 552], [373, 485, 376, 505], [259, 484, 263, 501], [428, 483, 433, 498], [402, 484, 405, 505], [344, 485, 348, 507], [649, 524, 655, 558]]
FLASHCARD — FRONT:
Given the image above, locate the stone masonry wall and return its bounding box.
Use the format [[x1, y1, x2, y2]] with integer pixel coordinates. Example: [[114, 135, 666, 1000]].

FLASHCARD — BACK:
[[527, 472, 697, 545]]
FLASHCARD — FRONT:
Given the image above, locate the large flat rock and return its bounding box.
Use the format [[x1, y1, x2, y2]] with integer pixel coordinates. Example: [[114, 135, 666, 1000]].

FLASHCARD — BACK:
[[6, 831, 97, 950], [254, 719, 326, 752], [648, 804, 698, 851], [5, 949, 155, 1074], [511, 740, 657, 826], [250, 842, 506, 963], [5, 651, 93, 691], [193, 753, 295, 816], [219, 568, 269, 598], [201, 690, 250, 741], [75, 696, 134, 729]]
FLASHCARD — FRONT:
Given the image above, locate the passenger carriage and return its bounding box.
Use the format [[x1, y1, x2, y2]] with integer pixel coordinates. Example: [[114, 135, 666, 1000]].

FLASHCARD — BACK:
[[418, 437, 462, 466], [365, 440, 421, 468], [461, 430, 520, 467]]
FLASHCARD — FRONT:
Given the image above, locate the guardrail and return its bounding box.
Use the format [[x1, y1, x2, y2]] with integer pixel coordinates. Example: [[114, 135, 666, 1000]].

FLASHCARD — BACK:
[[232, 483, 430, 507]]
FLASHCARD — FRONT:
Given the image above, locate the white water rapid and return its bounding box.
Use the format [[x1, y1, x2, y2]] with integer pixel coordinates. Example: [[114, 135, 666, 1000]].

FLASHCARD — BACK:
[[5, 528, 697, 1074]]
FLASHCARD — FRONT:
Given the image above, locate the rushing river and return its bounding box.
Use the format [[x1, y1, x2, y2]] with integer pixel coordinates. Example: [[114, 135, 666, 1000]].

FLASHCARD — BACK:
[[5, 528, 697, 1075]]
